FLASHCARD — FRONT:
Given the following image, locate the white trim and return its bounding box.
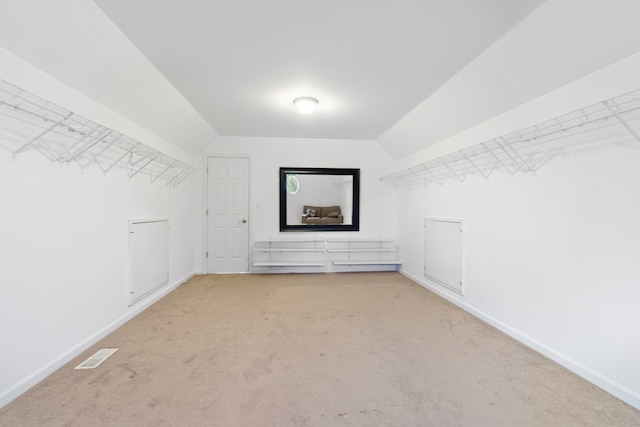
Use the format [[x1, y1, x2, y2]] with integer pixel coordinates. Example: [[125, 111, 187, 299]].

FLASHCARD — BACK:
[[399, 269, 640, 411], [0, 271, 195, 409]]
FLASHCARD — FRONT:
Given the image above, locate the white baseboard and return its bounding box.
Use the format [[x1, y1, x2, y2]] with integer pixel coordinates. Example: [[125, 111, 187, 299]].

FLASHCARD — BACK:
[[0, 271, 195, 409], [399, 269, 640, 411]]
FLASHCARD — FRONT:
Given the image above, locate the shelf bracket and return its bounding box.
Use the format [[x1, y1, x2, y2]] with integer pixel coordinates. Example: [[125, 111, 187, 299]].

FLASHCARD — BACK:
[[65, 132, 111, 164], [12, 112, 73, 155], [167, 167, 193, 187], [422, 165, 443, 185], [166, 168, 189, 187], [151, 160, 178, 183], [34, 142, 60, 162], [170, 168, 194, 187], [408, 166, 428, 187], [56, 129, 103, 163], [129, 153, 158, 179], [102, 142, 139, 174], [483, 142, 516, 175], [604, 101, 640, 144], [461, 152, 490, 179], [441, 159, 465, 182], [499, 137, 534, 172], [128, 150, 155, 167], [80, 135, 117, 170], [501, 137, 533, 171]]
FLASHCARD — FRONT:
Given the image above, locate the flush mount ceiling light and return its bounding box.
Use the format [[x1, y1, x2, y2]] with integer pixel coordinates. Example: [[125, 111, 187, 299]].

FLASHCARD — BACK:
[[293, 96, 319, 114]]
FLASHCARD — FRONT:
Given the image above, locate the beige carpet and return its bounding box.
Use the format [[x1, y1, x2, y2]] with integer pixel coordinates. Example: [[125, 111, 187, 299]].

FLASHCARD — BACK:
[[1, 272, 639, 426]]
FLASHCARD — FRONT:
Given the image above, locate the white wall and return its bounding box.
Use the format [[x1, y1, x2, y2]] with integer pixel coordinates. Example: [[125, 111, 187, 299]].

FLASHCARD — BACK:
[[196, 137, 397, 272], [0, 48, 199, 408], [398, 141, 640, 407], [392, 56, 640, 409]]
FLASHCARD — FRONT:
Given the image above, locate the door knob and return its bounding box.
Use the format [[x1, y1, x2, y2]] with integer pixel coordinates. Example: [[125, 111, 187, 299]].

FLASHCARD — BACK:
[[242, 219, 247, 223]]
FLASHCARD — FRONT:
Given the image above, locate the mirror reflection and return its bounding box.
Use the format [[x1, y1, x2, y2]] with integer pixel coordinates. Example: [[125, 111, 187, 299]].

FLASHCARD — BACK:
[[280, 168, 360, 232]]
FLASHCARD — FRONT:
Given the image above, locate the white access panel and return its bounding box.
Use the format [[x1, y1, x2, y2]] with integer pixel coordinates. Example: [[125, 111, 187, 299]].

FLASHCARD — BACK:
[[128, 218, 169, 306], [424, 218, 463, 295]]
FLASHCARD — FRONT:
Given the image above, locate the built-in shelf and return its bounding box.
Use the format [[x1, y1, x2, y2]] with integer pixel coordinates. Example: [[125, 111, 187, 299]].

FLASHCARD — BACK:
[[252, 237, 401, 273], [327, 248, 398, 253], [333, 260, 402, 266], [0, 78, 194, 187], [381, 88, 640, 189], [256, 248, 325, 253], [252, 239, 327, 272], [327, 238, 401, 271], [253, 261, 325, 267]]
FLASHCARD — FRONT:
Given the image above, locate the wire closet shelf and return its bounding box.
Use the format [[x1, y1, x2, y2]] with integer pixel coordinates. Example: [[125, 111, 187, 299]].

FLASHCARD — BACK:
[[0, 78, 194, 187], [380, 89, 640, 189]]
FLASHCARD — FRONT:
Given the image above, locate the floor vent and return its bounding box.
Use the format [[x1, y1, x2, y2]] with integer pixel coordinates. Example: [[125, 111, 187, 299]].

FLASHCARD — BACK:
[[74, 348, 118, 370]]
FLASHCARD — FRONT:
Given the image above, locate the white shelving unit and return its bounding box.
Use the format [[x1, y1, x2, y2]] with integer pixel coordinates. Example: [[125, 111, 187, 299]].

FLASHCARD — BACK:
[[380, 88, 640, 189], [252, 239, 327, 273], [327, 238, 401, 272], [0, 78, 194, 187], [252, 237, 401, 273]]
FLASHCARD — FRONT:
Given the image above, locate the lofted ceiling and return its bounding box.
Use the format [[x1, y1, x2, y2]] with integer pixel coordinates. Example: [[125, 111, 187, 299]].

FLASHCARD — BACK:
[[0, 0, 546, 155], [92, 0, 544, 140]]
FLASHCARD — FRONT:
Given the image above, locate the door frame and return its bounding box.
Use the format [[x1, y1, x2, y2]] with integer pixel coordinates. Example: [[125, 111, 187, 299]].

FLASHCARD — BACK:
[[203, 154, 252, 274]]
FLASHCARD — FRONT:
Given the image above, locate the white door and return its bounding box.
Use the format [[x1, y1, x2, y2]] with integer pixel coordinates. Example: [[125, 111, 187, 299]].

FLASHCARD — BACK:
[[207, 157, 249, 273]]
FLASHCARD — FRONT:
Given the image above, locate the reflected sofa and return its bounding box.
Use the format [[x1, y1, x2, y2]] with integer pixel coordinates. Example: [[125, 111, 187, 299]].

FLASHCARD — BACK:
[[302, 205, 343, 224]]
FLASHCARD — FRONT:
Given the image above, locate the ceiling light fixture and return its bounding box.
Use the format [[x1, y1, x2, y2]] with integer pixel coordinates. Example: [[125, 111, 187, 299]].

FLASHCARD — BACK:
[[293, 96, 319, 114]]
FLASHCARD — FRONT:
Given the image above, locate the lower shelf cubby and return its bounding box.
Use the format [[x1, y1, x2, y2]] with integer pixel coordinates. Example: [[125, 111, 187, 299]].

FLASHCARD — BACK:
[[251, 239, 327, 274], [327, 238, 401, 272]]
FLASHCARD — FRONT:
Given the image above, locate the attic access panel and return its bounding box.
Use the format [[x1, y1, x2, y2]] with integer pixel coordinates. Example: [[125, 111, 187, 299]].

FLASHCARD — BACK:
[[424, 218, 463, 295]]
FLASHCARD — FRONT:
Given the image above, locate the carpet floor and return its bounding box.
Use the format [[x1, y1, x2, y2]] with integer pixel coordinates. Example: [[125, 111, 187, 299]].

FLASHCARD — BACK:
[[1, 272, 639, 426]]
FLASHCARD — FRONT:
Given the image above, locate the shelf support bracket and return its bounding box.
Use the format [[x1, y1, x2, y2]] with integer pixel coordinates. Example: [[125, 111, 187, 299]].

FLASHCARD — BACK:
[[483, 142, 516, 175], [81, 135, 117, 170], [65, 132, 110, 164], [497, 143, 523, 173], [56, 130, 101, 163], [501, 137, 534, 172], [102, 142, 139, 174], [604, 101, 640, 144], [151, 160, 178, 183], [129, 154, 158, 179], [167, 167, 192, 187], [169, 168, 194, 187], [408, 167, 427, 187], [461, 152, 490, 179], [422, 165, 443, 185], [12, 112, 73, 155], [441, 159, 465, 182]]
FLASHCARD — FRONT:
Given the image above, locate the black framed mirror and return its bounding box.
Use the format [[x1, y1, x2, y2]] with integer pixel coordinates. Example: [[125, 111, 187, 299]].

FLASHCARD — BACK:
[[280, 167, 360, 232]]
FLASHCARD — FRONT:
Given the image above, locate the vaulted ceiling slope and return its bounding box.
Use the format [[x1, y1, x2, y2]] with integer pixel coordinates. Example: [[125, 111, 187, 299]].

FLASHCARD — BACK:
[[3, 1, 639, 161], [0, 0, 544, 156], [0, 0, 218, 156], [379, 0, 640, 159]]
